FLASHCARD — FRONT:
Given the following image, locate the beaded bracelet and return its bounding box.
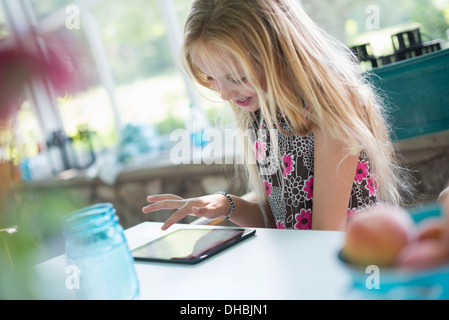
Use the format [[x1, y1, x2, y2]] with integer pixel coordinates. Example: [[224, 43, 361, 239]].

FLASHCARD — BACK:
[[216, 191, 235, 220]]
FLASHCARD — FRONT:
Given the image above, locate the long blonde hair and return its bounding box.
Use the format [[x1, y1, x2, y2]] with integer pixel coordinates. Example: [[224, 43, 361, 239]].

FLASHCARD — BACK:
[[181, 0, 407, 213]]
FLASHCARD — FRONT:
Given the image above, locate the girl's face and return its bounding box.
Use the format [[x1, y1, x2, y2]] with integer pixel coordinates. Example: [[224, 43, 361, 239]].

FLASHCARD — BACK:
[[191, 47, 261, 112]]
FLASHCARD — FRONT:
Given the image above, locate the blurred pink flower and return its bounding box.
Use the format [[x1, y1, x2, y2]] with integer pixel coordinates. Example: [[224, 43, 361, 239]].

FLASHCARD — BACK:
[[0, 34, 82, 122]]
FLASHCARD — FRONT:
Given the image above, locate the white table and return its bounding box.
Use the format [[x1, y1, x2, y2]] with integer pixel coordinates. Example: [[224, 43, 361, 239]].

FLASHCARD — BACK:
[[35, 222, 358, 300]]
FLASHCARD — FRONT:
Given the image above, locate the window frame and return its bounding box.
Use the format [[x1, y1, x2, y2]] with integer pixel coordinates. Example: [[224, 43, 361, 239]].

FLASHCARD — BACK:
[[1, 0, 207, 157]]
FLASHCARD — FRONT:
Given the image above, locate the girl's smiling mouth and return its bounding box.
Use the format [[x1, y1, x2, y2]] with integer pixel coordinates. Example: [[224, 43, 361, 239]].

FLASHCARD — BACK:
[[233, 96, 253, 107]]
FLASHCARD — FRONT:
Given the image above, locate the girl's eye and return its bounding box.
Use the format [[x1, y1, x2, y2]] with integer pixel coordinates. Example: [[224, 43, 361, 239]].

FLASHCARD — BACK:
[[230, 77, 247, 84]]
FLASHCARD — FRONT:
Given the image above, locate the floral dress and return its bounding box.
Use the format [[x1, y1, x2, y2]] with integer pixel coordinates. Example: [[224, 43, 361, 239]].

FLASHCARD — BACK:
[[253, 113, 378, 230]]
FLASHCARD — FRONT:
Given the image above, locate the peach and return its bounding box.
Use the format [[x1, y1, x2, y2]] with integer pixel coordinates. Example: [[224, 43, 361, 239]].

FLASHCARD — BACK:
[[438, 186, 449, 210], [343, 204, 416, 267], [436, 187, 449, 244], [439, 186, 449, 237], [417, 218, 446, 242], [396, 239, 449, 270]]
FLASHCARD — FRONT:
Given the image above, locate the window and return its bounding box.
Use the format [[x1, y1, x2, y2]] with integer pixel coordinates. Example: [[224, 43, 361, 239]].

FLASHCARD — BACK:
[[30, 0, 72, 20], [302, 0, 449, 56], [89, 0, 188, 136], [0, 4, 9, 40], [12, 100, 41, 163], [51, 26, 118, 147], [86, 0, 231, 138], [4, 0, 223, 173]]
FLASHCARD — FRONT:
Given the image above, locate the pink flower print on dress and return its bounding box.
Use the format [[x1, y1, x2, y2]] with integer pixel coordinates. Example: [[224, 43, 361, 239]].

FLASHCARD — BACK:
[[255, 139, 267, 161], [347, 208, 359, 221], [354, 160, 369, 183], [366, 174, 378, 196], [282, 154, 295, 178], [264, 181, 273, 197], [303, 176, 314, 200], [276, 221, 286, 229], [294, 209, 312, 230]]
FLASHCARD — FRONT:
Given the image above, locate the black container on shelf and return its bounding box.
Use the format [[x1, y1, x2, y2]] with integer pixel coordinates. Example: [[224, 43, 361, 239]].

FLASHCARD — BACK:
[[46, 128, 96, 174], [350, 43, 378, 68], [351, 28, 443, 69], [392, 28, 423, 51], [391, 28, 425, 61]]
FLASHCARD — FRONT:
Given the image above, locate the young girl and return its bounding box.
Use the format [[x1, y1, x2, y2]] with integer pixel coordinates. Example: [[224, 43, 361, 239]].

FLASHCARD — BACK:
[[142, 0, 407, 231]]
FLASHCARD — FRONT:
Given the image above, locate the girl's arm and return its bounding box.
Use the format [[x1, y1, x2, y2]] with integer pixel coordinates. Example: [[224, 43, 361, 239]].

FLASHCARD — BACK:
[[225, 194, 274, 228], [312, 126, 359, 231]]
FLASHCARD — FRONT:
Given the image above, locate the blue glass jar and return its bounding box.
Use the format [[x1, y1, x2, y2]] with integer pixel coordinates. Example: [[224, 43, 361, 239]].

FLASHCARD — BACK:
[[64, 203, 139, 300]]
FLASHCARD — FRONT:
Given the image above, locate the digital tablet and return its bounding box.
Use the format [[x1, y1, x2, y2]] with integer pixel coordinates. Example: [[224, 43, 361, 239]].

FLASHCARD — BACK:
[[132, 228, 256, 264]]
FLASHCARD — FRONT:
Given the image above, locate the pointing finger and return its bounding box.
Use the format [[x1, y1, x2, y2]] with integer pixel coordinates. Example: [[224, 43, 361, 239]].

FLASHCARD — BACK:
[[161, 205, 193, 230], [147, 194, 183, 202]]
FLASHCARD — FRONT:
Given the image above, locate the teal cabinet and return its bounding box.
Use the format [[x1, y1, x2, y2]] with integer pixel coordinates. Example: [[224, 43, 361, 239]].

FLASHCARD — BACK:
[[369, 49, 449, 141]]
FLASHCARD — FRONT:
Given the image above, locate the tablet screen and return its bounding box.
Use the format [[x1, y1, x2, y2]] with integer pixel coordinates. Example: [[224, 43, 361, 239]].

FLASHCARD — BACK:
[[132, 228, 256, 264]]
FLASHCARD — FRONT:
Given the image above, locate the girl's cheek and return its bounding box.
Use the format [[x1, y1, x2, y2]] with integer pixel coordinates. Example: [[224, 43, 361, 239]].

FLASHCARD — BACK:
[[208, 80, 218, 91]]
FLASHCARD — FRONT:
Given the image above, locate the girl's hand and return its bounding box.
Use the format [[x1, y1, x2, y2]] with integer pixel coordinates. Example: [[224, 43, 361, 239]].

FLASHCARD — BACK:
[[142, 194, 231, 230]]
